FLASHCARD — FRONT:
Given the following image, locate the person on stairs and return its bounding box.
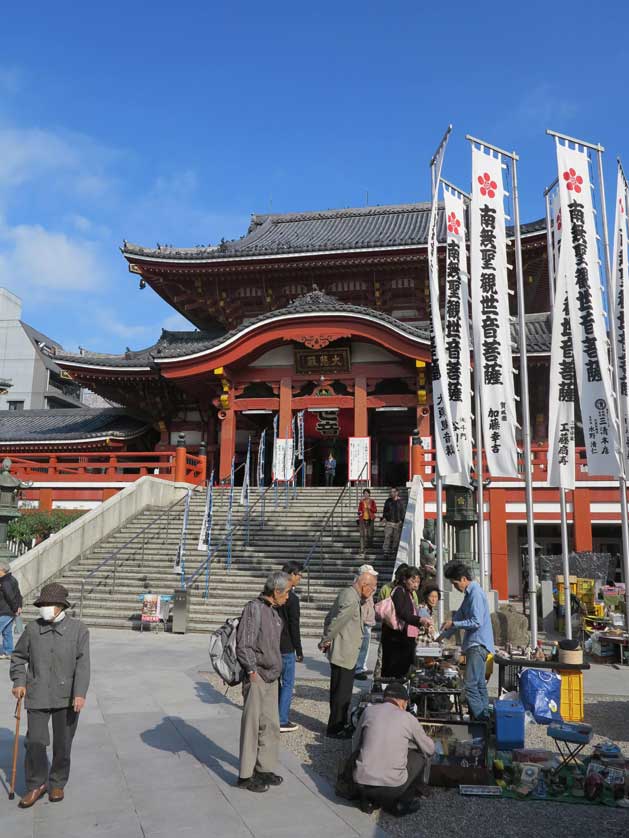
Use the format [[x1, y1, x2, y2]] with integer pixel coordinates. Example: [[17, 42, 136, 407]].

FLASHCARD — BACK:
[[278, 561, 304, 733], [357, 489, 377, 555], [236, 571, 290, 793], [381, 487, 406, 559], [10, 582, 90, 809]]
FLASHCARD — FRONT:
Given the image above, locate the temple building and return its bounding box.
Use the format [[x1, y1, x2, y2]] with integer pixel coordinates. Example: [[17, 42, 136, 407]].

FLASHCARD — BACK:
[[5, 201, 625, 598]]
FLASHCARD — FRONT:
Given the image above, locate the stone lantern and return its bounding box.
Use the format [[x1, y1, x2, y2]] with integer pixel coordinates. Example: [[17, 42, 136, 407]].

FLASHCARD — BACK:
[[0, 458, 32, 561], [444, 478, 479, 578]]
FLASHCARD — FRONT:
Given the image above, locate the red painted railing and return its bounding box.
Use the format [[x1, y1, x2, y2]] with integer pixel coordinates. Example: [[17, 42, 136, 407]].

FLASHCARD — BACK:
[[9, 451, 206, 485]]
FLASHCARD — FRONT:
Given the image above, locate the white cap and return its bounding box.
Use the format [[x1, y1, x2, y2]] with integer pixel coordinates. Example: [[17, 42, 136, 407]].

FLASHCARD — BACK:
[[358, 563, 378, 576]]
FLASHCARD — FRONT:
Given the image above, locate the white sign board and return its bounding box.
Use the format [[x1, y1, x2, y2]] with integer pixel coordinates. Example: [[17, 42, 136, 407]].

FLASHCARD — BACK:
[[273, 438, 294, 482], [348, 436, 370, 482]]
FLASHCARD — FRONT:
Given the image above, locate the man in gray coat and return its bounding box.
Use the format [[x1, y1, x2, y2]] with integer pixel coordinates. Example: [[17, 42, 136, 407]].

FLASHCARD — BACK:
[[236, 571, 290, 793], [10, 582, 90, 809], [320, 566, 378, 738]]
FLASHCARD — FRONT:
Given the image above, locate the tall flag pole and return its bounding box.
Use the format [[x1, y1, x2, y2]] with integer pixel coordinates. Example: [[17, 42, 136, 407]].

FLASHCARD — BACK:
[[441, 177, 481, 580], [467, 134, 536, 641], [428, 124, 455, 586], [545, 176, 574, 638], [548, 128, 628, 629]]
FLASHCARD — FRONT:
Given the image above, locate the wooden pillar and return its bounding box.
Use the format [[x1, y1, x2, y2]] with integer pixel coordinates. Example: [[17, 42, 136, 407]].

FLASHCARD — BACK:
[[573, 488, 593, 552], [417, 407, 431, 439], [174, 433, 187, 483], [219, 409, 236, 482], [488, 489, 509, 599], [354, 376, 368, 437], [279, 377, 292, 438]]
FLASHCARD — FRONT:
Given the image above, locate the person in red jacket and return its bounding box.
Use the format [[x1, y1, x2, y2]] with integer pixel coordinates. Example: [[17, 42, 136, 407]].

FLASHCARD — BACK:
[[357, 489, 377, 555]]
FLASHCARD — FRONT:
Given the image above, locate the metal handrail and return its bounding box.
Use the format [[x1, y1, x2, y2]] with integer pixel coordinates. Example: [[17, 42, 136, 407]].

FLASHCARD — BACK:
[[219, 461, 247, 486], [77, 487, 202, 617], [186, 461, 305, 592], [302, 461, 369, 602]]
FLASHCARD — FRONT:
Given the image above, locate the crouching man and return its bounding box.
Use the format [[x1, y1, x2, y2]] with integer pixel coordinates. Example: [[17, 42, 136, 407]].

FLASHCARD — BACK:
[[236, 571, 290, 793], [10, 583, 90, 808], [352, 682, 435, 817]]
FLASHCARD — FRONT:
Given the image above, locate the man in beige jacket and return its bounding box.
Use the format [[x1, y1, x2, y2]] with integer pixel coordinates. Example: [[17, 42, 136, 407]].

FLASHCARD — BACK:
[[319, 566, 378, 739]]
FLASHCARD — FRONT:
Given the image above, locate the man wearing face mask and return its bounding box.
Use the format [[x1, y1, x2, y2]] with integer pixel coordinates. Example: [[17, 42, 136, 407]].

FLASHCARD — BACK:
[[9, 582, 90, 809]]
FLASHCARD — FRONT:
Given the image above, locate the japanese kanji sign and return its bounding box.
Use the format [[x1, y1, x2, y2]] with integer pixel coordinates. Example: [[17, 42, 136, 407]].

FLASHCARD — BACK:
[[428, 134, 463, 477], [612, 166, 629, 471], [443, 186, 473, 479], [548, 183, 576, 488], [294, 347, 351, 374], [470, 146, 518, 477], [555, 142, 620, 477]]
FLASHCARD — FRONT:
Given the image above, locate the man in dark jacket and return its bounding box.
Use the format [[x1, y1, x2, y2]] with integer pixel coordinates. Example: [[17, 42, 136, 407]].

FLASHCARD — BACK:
[[10, 582, 90, 808], [278, 561, 304, 733], [236, 570, 290, 793], [0, 559, 22, 659], [381, 487, 406, 559]]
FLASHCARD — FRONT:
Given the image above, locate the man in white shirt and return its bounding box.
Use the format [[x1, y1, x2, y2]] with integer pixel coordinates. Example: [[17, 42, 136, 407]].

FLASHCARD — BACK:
[[352, 682, 435, 816]]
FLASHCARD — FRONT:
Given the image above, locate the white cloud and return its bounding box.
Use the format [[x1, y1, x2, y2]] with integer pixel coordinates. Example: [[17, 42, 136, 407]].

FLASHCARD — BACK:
[[162, 311, 195, 331], [0, 220, 107, 294], [94, 309, 153, 342]]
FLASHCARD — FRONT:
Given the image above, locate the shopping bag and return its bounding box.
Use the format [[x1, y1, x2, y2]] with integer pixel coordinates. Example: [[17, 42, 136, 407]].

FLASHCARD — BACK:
[[519, 668, 562, 725]]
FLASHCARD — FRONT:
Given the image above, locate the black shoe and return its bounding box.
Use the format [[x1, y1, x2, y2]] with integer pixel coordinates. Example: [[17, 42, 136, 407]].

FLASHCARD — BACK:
[[390, 798, 421, 817], [326, 728, 353, 740], [237, 776, 269, 793], [354, 671, 370, 681], [360, 799, 375, 814], [255, 771, 283, 786]]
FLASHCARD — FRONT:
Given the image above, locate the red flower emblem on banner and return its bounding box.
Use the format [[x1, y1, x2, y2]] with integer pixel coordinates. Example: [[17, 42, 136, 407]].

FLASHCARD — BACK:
[[563, 168, 583, 193], [447, 212, 461, 235], [478, 172, 497, 198], [556, 210, 562, 232]]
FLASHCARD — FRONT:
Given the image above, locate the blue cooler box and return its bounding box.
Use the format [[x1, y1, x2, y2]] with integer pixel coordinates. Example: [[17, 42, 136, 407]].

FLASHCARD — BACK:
[[494, 699, 525, 750]]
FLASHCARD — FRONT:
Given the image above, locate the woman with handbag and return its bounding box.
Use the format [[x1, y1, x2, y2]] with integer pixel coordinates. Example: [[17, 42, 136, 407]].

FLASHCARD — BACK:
[[380, 567, 429, 679]]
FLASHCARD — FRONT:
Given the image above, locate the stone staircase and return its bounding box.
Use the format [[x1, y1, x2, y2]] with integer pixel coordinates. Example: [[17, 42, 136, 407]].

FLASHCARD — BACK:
[[22, 486, 402, 637]]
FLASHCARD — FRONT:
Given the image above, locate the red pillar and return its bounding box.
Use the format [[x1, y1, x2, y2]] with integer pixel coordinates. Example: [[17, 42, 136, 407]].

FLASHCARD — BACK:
[[39, 488, 53, 511], [279, 377, 292, 438], [489, 489, 509, 599], [573, 488, 593, 551], [354, 376, 368, 437], [219, 409, 236, 482]]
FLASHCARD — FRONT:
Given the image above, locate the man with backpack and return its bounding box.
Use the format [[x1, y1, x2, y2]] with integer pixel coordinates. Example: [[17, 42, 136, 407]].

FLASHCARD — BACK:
[[0, 559, 22, 659], [236, 571, 291, 793]]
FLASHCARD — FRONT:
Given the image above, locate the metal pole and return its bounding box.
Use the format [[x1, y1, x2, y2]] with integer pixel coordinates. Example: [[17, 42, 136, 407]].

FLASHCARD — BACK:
[[512, 153, 539, 646], [435, 468, 444, 624], [474, 369, 487, 590], [544, 190, 556, 311], [559, 488, 573, 639], [596, 150, 629, 631]]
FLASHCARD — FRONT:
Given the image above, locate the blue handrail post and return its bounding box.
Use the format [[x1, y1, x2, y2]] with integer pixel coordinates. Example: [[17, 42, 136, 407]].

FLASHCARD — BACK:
[[204, 470, 214, 599], [227, 456, 235, 571]]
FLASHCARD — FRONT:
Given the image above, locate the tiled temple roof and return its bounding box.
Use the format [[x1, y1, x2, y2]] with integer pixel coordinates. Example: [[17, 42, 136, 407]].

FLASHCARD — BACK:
[[121, 203, 546, 262], [0, 408, 151, 445]]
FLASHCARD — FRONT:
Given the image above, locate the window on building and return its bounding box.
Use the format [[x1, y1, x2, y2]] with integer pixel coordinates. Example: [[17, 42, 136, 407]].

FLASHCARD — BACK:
[[8, 401, 25, 411]]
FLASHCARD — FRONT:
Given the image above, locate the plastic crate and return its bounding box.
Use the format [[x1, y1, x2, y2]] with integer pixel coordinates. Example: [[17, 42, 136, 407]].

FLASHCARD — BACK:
[[577, 579, 595, 595], [559, 670, 584, 722]]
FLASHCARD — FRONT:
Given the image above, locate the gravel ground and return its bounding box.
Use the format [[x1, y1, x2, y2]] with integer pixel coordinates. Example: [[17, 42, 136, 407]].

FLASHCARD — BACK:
[[205, 673, 629, 838]]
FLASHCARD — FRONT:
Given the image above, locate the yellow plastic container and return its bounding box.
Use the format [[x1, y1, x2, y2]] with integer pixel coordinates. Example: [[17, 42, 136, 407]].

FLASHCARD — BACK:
[[559, 670, 584, 722], [577, 578, 595, 595], [592, 603, 605, 617]]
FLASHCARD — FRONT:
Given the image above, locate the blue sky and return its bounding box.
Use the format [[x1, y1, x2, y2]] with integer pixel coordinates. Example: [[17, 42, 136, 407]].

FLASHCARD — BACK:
[[1, 0, 628, 353]]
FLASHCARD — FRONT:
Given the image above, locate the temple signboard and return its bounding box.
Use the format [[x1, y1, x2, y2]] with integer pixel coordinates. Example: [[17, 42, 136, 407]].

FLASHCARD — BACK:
[[294, 346, 351, 374]]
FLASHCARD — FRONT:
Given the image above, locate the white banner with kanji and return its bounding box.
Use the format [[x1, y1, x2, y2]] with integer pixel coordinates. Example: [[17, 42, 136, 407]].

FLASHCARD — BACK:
[[555, 142, 620, 477], [547, 185, 576, 488], [443, 187, 473, 480], [470, 146, 518, 477], [428, 137, 462, 476], [612, 167, 629, 470]]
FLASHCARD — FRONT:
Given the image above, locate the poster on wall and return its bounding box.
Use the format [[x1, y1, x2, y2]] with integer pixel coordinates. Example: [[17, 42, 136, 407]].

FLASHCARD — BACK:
[[273, 438, 294, 482], [348, 436, 370, 482]]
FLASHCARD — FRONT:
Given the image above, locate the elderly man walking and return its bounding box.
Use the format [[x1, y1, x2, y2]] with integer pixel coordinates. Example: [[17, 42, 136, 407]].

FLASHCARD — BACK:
[[320, 565, 378, 739], [236, 570, 291, 793], [10, 582, 90, 808]]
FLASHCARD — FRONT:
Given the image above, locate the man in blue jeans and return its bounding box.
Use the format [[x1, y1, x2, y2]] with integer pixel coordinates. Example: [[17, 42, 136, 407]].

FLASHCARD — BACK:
[[0, 560, 22, 660], [278, 562, 304, 732], [440, 562, 494, 721]]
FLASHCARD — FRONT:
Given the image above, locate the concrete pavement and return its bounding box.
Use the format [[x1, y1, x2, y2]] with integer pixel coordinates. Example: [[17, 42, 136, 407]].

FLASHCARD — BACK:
[[0, 629, 385, 838]]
